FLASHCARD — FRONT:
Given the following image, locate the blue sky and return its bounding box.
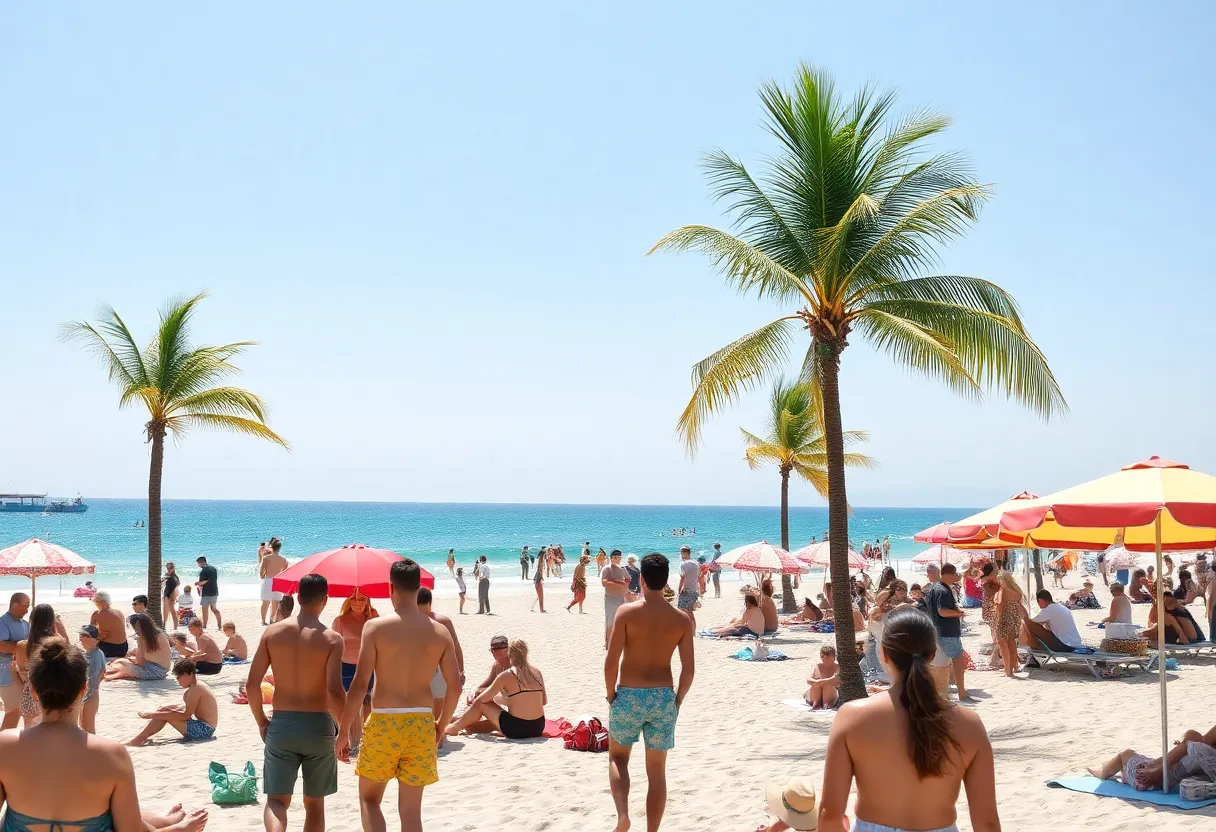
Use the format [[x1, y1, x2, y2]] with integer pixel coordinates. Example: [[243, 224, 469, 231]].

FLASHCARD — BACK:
[[2, 2, 1214, 508]]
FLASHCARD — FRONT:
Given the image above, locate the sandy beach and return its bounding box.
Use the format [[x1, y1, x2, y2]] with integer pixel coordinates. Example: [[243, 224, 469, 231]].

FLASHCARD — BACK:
[[13, 572, 1215, 831]]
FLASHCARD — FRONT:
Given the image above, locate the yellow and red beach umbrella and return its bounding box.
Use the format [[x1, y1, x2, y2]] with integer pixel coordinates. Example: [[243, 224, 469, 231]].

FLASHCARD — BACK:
[[996, 456, 1216, 790], [914, 491, 1041, 546]]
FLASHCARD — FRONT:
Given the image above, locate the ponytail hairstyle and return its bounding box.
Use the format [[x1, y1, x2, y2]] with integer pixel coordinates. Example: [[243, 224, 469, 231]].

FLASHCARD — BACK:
[[28, 636, 87, 712], [879, 607, 962, 778]]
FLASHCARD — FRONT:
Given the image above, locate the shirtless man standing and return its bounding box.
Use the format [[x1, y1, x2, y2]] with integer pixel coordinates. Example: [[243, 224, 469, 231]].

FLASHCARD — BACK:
[[605, 553, 695, 832], [417, 587, 465, 728], [260, 538, 289, 626], [337, 559, 460, 832], [248, 573, 346, 832], [601, 550, 630, 650]]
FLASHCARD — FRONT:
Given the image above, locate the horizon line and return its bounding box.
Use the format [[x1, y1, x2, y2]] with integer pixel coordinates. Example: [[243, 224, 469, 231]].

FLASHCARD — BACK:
[[70, 496, 981, 512]]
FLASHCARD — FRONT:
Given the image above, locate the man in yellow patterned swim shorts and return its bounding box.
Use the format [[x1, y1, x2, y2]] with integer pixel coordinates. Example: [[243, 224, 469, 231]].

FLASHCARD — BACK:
[[337, 560, 461, 832]]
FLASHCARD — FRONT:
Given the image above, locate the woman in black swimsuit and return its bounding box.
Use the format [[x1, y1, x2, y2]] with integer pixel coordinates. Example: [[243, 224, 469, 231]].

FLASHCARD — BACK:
[[444, 639, 547, 740], [161, 562, 181, 630]]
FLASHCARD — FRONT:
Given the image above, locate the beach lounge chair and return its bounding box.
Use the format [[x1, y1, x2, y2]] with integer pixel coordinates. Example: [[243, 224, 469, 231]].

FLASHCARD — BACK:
[[1145, 641, 1216, 668], [1025, 642, 1153, 678]]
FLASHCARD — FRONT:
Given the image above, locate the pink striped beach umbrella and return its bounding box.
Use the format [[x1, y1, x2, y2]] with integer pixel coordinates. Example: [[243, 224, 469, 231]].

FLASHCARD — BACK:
[[910, 544, 975, 567], [791, 541, 867, 570], [0, 538, 95, 603], [716, 541, 805, 575]]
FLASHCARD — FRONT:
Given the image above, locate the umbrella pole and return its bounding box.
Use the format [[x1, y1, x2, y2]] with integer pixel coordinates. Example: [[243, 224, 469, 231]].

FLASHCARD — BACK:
[[1156, 515, 1168, 792], [30, 576, 36, 606]]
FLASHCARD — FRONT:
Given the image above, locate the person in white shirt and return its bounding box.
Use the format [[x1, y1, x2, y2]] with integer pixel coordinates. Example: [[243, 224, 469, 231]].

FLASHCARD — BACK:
[[476, 555, 492, 615], [676, 545, 701, 628], [1020, 589, 1082, 652]]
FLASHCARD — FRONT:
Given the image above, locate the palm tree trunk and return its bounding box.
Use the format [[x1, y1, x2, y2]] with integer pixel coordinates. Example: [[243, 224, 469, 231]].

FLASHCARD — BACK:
[[1032, 550, 1044, 594], [147, 426, 165, 622], [779, 466, 796, 613], [819, 343, 866, 702]]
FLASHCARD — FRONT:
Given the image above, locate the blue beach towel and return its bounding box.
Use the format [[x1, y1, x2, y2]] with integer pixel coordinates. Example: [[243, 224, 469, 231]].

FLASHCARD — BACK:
[[1046, 776, 1216, 809], [729, 647, 789, 661], [222, 657, 250, 665]]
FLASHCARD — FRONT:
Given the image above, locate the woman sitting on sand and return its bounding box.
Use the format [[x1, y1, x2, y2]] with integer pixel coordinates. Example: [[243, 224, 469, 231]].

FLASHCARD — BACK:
[[445, 639, 548, 740], [707, 594, 765, 637], [803, 645, 840, 710], [781, 597, 824, 625], [1065, 580, 1101, 610], [0, 636, 209, 832], [1129, 568, 1151, 602], [104, 613, 172, 682], [814, 607, 999, 831], [12, 603, 58, 727], [1144, 587, 1204, 645]]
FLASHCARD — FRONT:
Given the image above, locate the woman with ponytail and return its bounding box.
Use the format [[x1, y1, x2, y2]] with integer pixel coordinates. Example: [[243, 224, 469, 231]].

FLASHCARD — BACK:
[[817, 607, 1000, 832]]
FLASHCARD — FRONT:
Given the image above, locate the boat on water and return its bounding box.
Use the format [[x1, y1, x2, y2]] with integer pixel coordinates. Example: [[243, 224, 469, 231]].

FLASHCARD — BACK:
[[0, 493, 88, 513]]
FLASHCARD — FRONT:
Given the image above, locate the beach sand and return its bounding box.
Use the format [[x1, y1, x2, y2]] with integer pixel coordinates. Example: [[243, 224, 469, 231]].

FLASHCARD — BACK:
[[17, 573, 1216, 830]]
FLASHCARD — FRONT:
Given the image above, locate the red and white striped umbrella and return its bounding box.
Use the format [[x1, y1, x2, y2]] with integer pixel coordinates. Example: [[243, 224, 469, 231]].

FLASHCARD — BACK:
[[911, 545, 975, 567], [717, 541, 806, 575], [791, 541, 867, 570], [0, 538, 95, 578]]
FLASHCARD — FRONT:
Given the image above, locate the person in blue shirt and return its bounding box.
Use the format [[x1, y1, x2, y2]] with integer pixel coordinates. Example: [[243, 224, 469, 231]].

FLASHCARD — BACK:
[[0, 592, 31, 730]]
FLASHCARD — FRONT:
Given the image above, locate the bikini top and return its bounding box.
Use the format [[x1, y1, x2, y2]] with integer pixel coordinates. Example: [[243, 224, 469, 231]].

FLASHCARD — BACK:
[[503, 668, 543, 698], [2, 807, 114, 832]]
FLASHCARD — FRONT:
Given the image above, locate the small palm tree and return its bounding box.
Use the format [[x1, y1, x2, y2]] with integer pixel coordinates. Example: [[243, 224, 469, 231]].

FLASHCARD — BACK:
[[64, 293, 288, 620], [742, 379, 874, 612], [651, 65, 1065, 701]]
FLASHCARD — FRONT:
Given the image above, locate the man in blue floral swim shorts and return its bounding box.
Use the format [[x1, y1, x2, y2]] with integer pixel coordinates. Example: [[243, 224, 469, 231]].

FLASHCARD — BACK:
[[605, 553, 695, 831]]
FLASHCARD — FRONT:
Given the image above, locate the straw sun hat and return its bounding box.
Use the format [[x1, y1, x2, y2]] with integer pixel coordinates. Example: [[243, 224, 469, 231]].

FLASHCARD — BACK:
[[765, 776, 818, 830]]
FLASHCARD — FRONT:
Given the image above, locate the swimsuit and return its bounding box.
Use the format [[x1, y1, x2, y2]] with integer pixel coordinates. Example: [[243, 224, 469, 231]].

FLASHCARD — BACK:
[[609, 686, 677, 751], [98, 641, 128, 660], [130, 661, 168, 681], [497, 674, 546, 739], [937, 636, 964, 660], [263, 711, 339, 798], [677, 590, 698, 611], [429, 667, 447, 699], [260, 576, 283, 602], [852, 822, 958, 832], [194, 660, 223, 676], [605, 595, 625, 630], [2, 808, 114, 831], [355, 708, 438, 787], [185, 718, 215, 740], [340, 662, 374, 693]]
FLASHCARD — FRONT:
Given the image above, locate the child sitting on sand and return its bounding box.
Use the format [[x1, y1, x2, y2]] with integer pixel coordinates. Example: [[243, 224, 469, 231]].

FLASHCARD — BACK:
[[177, 584, 196, 625], [804, 645, 840, 709], [221, 622, 247, 660]]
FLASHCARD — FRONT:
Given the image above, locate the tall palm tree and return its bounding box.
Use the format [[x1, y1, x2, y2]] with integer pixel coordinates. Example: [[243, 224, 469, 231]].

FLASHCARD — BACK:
[[651, 65, 1065, 701], [64, 293, 288, 620], [742, 379, 875, 612]]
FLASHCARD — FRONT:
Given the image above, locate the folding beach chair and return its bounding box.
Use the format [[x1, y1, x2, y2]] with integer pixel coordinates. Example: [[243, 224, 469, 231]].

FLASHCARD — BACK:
[[1025, 642, 1152, 679]]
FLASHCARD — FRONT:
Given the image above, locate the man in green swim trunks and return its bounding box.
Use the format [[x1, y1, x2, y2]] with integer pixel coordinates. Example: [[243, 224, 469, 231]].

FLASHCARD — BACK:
[[605, 552, 695, 832], [247, 573, 347, 832]]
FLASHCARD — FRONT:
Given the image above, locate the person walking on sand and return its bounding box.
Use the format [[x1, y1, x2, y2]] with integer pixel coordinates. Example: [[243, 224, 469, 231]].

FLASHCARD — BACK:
[[520, 547, 530, 581], [336, 559, 460, 832], [568, 554, 590, 613], [708, 543, 723, 598], [815, 607, 999, 832], [195, 556, 222, 630], [676, 545, 700, 629], [476, 555, 492, 615], [0, 591, 31, 730], [925, 563, 969, 701], [455, 567, 468, 614], [247, 573, 346, 832], [332, 590, 379, 754], [0, 636, 211, 832], [260, 538, 288, 626], [605, 553, 695, 832], [126, 658, 220, 746], [446, 549, 456, 578], [531, 550, 547, 612], [601, 550, 630, 649], [418, 588, 465, 725]]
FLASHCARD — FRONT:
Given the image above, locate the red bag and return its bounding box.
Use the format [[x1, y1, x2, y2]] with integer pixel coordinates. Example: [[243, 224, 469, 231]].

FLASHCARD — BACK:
[[562, 717, 609, 752]]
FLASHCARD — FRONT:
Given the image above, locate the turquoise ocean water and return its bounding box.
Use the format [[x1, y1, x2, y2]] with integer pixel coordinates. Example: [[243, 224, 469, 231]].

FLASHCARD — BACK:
[[0, 499, 976, 600]]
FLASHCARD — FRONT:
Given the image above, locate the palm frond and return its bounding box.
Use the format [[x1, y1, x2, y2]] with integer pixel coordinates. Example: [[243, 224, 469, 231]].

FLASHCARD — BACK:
[[648, 225, 812, 306], [741, 429, 789, 470], [163, 342, 254, 401], [853, 309, 980, 400], [171, 386, 270, 421], [59, 319, 148, 398], [863, 297, 1066, 419], [676, 318, 798, 452], [174, 413, 289, 448], [700, 150, 814, 275], [152, 292, 208, 395]]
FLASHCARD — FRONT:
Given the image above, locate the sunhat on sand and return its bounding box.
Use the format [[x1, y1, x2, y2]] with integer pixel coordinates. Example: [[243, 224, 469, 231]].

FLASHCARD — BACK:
[[765, 776, 818, 830]]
